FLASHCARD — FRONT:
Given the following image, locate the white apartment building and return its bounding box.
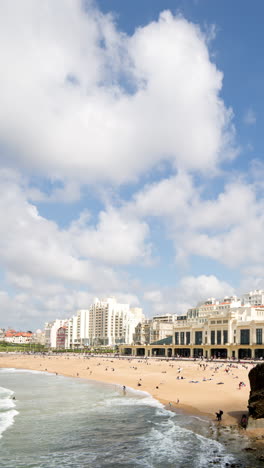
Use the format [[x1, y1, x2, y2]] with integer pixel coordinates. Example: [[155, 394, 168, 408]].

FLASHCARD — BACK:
[[44, 299, 144, 349], [88, 297, 144, 346], [66, 309, 89, 348], [242, 290, 264, 306], [63, 298, 144, 349], [45, 319, 68, 348]]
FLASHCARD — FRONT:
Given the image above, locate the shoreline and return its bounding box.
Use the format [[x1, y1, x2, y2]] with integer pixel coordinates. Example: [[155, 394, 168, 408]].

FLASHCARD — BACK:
[[1, 352, 263, 445]]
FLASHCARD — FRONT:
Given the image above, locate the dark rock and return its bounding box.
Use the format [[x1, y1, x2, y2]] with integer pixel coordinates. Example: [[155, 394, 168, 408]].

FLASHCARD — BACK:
[[248, 363, 264, 419]]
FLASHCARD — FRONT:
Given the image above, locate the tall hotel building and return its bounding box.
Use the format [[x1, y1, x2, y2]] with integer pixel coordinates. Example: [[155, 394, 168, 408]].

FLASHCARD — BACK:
[[88, 297, 144, 346], [46, 297, 144, 348]]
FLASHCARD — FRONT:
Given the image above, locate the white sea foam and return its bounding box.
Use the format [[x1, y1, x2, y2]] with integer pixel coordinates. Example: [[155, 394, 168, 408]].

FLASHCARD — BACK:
[[0, 386, 14, 398], [0, 386, 18, 439], [0, 398, 15, 411], [141, 418, 235, 467], [0, 368, 46, 375], [97, 394, 165, 410], [0, 409, 18, 439], [116, 384, 166, 408]]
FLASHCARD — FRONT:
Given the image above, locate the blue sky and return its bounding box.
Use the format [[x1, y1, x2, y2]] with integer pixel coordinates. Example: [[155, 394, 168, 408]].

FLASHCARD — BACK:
[[0, 0, 263, 329]]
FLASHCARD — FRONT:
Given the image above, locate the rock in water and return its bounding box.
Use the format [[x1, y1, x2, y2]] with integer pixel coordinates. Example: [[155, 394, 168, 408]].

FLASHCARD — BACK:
[[248, 363, 264, 419]]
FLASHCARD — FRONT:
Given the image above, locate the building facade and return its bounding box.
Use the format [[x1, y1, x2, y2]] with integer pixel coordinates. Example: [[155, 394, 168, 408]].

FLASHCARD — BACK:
[[66, 309, 90, 349], [4, 330, 33, 344], [87, 297, 144, 346], [134, 314, 176, 345], [63, 298, 144, 349], [56, 326, 67, 349], [45, 319, 68, 348], [120, 293, 264, 359], [31, 329, 46, 345]]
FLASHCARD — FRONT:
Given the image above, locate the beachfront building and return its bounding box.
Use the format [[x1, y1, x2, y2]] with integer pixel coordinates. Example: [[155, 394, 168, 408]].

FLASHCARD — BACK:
[[31, 329, 46, 345], [4, 330, 33, 344], [56, 326, 67, 349], [64, 298, 144, 349], [242, 289, 264, 307], [66, 309, 90, 349], [88, 297, 144, 346], [44, 319, 69, 348], [120, 292, 264, 359], [133, 314, 176, 345]]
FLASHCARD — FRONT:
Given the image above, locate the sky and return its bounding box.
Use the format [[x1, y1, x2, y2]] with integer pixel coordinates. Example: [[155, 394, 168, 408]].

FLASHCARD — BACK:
[[0, 0, 264, 330]]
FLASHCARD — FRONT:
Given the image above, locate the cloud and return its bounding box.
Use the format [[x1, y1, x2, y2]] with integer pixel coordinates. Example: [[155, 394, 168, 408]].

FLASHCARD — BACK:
[[132, 171, 195, 218], [1, 2, 258, 331], [0, 2, 235, 184], [173, 181, 264, 271], [244, 108, 256, 125], [0, 287, 96, 329], [143, 275, 235, 316], [144, 290, 163, 303], [68, 207, 151, 265], [178, 274, 234, 303], [27, 180, 82, 203], [0, 170, 148, 293], [128, 169, 264, 275]]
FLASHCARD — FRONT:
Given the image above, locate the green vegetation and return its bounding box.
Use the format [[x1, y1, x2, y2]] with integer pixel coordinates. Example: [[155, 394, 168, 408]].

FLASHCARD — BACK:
[[0, 341, 46, 353], [0, 342, 118, 354], [52, 347, 117, 354]]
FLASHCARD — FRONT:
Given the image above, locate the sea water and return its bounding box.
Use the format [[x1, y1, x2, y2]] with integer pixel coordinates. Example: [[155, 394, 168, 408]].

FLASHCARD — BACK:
[[0, 368, 261, 468]]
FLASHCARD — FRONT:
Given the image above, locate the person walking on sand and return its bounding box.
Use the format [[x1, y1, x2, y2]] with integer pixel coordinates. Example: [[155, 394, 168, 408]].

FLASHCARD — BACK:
[[216, 410, 223, 421]]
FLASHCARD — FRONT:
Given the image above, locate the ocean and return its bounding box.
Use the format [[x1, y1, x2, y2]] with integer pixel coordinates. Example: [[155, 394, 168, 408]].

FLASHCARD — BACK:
[[0, 368, 261, 468]]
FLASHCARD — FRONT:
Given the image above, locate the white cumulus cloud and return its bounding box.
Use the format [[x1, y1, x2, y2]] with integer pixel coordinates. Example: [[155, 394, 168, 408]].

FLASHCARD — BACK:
[[0, 2, 235, 184]]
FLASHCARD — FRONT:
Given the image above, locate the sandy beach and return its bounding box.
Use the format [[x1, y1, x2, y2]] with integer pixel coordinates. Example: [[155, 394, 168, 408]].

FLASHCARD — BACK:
[[0, 353, 257, 430]]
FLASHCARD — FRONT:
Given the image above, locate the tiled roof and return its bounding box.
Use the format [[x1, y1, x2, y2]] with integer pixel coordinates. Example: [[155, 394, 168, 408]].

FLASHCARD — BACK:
[[5, 331, 32, 337]]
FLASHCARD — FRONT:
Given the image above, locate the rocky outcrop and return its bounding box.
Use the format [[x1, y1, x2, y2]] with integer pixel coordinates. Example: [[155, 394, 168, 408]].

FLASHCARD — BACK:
[[248, 363, 264, 419]]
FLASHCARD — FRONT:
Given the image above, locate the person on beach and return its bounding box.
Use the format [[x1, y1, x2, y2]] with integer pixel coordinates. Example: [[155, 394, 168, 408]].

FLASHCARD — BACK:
[[240, 414, 248, 428], [216, 410, 223, 421]]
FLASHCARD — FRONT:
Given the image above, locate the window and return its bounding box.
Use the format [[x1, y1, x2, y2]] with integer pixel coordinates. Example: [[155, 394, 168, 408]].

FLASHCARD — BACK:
[[175, 332, 179, 345], [256, 328, 262, 345], [240, 329, 250, 345], [195, 331, 202, 345], [186, 331, 191, 345], [217, 330, 221, 345], [223, 330, 228, 344], [180, 332, 185, 345], [211, 330, 215, 345]]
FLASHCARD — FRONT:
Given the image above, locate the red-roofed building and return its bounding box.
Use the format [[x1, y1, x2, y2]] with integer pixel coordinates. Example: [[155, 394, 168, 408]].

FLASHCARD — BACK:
[[4, 330, 33, 344]]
